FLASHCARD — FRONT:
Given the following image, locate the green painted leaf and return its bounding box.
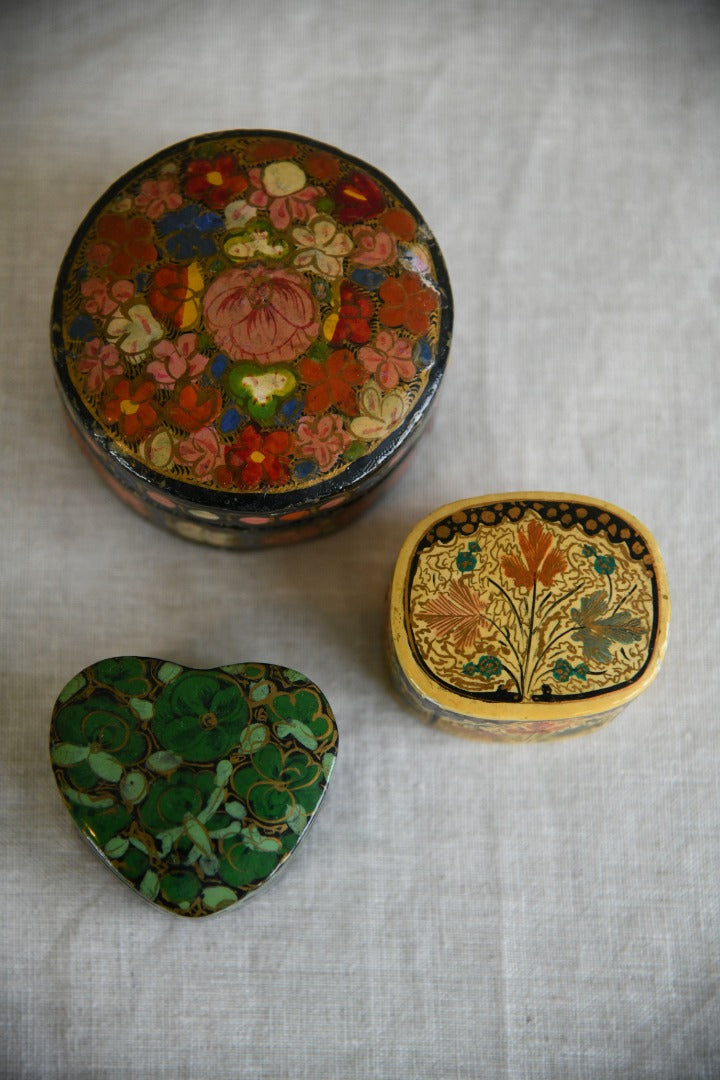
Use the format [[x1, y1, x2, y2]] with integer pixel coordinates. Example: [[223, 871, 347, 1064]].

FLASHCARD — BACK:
[[105, 836, 129, 859], [276, 719, 318, 751], [240, 723, 269, 754], [120, 770, 147, 804], [129, 697, 154, 720], [129, 836, 148, 854], [57, 673, 86, 704], [203, 885, 238, 911], [61, 786, 114, 809], [87, 750, 123, 783], [157, 662, 183, 684], [225, 800, 246, 820], [322, 752, 336, 779], [147, 750, 183, 772], [139, 869, 159, 901], [283, 668, 307, 683], [250, 682, 271, 701], [241, 825, 283, 853], [51, 742, 89, 766], [287, 803, 308, 836], [221, 663, 261, 677], [215, 759, 232, 786], [184, 816, 213, 858]]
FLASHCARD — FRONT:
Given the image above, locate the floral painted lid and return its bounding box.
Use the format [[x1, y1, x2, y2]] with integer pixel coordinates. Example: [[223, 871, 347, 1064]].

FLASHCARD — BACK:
[[51, 131, 452, 529], [389, 494, 670, 741]]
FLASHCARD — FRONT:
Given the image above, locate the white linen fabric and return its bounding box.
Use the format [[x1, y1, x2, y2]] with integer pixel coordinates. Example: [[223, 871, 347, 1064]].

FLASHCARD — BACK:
[[1, 1, 719, 1077]]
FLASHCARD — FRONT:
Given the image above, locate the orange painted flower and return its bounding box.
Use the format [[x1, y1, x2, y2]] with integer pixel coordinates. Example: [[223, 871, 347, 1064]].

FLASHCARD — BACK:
[[86, 213, 157, 277], [217, 425, 294, 488], [378, 272, 438, 336], [421, 580, 489, 653], [165, 383, 222, 432], [184, 154, 248, 209], [103, 378, 159, 440], [299, 349, 366, 415], [501, 520, 567, 590]]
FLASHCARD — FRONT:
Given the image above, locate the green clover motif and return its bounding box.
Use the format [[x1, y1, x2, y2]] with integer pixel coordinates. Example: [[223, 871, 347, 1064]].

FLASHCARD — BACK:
[[217, 833, 284, 889], [267, 688, 335, 750], [53, 692, 147, 791], [232, 743, 323, 824], [94, 657, 150, 697], [154, 671, 249, 762], [139, 768, 218, 834]]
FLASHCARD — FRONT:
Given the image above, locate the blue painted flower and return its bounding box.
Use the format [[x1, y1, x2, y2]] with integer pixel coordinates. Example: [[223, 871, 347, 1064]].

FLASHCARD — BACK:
[[594, 555, 616, 575], [157, 204, 223, 260], [456, 550, 477, 573]]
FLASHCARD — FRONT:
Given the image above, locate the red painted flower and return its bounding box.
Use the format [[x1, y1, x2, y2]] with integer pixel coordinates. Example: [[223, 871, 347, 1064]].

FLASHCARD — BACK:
[[102, 377, 159, 440], [299, 349, 366, 415], [184, 153, 248, 209], [203, 266, 319, 365], [378, 272, 438, 336], [330, 282, 373, 346], [86, 213, 158, 277], [165, 383, 222, 432], [217, 425, 294, 489], [333, 172, 386, 225]]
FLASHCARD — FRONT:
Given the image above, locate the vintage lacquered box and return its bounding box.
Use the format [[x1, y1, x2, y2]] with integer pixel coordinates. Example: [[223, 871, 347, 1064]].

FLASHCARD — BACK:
[[50, 130, 452, 547], [388, 493, 670, 741]]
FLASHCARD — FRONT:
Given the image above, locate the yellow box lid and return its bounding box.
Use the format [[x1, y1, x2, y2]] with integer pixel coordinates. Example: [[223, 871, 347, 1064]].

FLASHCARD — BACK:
[[388, 493, 670, 741]]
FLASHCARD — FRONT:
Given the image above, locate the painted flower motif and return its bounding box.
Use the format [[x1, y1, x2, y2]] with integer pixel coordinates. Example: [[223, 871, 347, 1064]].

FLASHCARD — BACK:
[[327, 281, 373, 346], [350, 380, 408, 440], [247, 163, 324, 230], [358, 329, 415, 389], [154, 670, 250, 762], [165, 383, 222, 432], [552, 658, 589, 683], [139, 768, 219, 832], [106, 303, 163, 357], [217, 424, 294, 488], [231, 743, 322, 823], [227, 363, 297, 422], [224, 198, 258, 230], [420, 579, 489, 653], [293, 215, 354, 278], [86, 213, 158, 277], [146, 333, 210, 387], [184, 153, 248, 209], [81, 276, 134, 317], [52, 691, 147, 792], [203, 266, 319, 365], [298, 349, 366, 415], [304, 150, 341, 183], [378, 271, 438, 336], [333, 172, 386, 224], [296, 413, 353, 472], [350, 225, 396, 268], [174, 426, 224, 480], [463, 655, 504, 679], [223, 223, 289, 263], [147, 262, 204, 331], [501, 520, 567, 591], [156, 204, 223, 260], [134, 176, 183, 220], [77, 337, 123, 392], [594, 554, 616, 576], [218, 832, 284, 890], [103, 377, 160, 439]]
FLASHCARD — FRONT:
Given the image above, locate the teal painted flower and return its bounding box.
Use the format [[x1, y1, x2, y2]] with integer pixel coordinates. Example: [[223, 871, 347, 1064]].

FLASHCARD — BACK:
[[455, 550, 477, 573], [464, 655, 503, 679], [552, 658, 573, 683], [232, 743, 323, 824], [593, 554, 616, 576], [53, 692, 147, 790], [154, 671, 249, 762]]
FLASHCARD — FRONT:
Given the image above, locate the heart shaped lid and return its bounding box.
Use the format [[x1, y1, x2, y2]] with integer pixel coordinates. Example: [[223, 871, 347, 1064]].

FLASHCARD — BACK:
[[51, 131, 452, 532]]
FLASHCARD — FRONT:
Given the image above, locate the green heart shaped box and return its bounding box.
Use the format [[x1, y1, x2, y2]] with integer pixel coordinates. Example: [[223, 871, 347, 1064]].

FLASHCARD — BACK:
[[50, 657, 338, 917]]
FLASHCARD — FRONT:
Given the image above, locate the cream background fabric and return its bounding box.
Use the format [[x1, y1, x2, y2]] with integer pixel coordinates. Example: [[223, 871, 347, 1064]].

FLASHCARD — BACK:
[[2, 2, 719, 1077]]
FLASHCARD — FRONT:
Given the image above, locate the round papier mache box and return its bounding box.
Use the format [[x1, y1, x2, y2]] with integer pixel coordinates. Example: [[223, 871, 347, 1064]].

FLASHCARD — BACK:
[[388, 493, 670, 741], [51, 131, 452, 548]]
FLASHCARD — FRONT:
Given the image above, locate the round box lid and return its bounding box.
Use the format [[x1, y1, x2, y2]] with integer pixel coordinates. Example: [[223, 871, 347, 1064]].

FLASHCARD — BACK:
[[51, 131, 452, 537]]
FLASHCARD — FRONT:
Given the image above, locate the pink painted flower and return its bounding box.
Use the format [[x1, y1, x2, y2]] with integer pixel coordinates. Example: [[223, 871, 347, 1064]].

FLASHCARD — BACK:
[[358, 329, 416, 389], [350, 225, 396, 267], [146, 333, 210, 387], [247, 163, 324, 230], [203, 266, 320, 365], [81, 277, 134, 317], [174, 426, 225, 480], [77, 337, 123, 392], [135, 177, 183, 220], [296, 413, 353, 472]]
